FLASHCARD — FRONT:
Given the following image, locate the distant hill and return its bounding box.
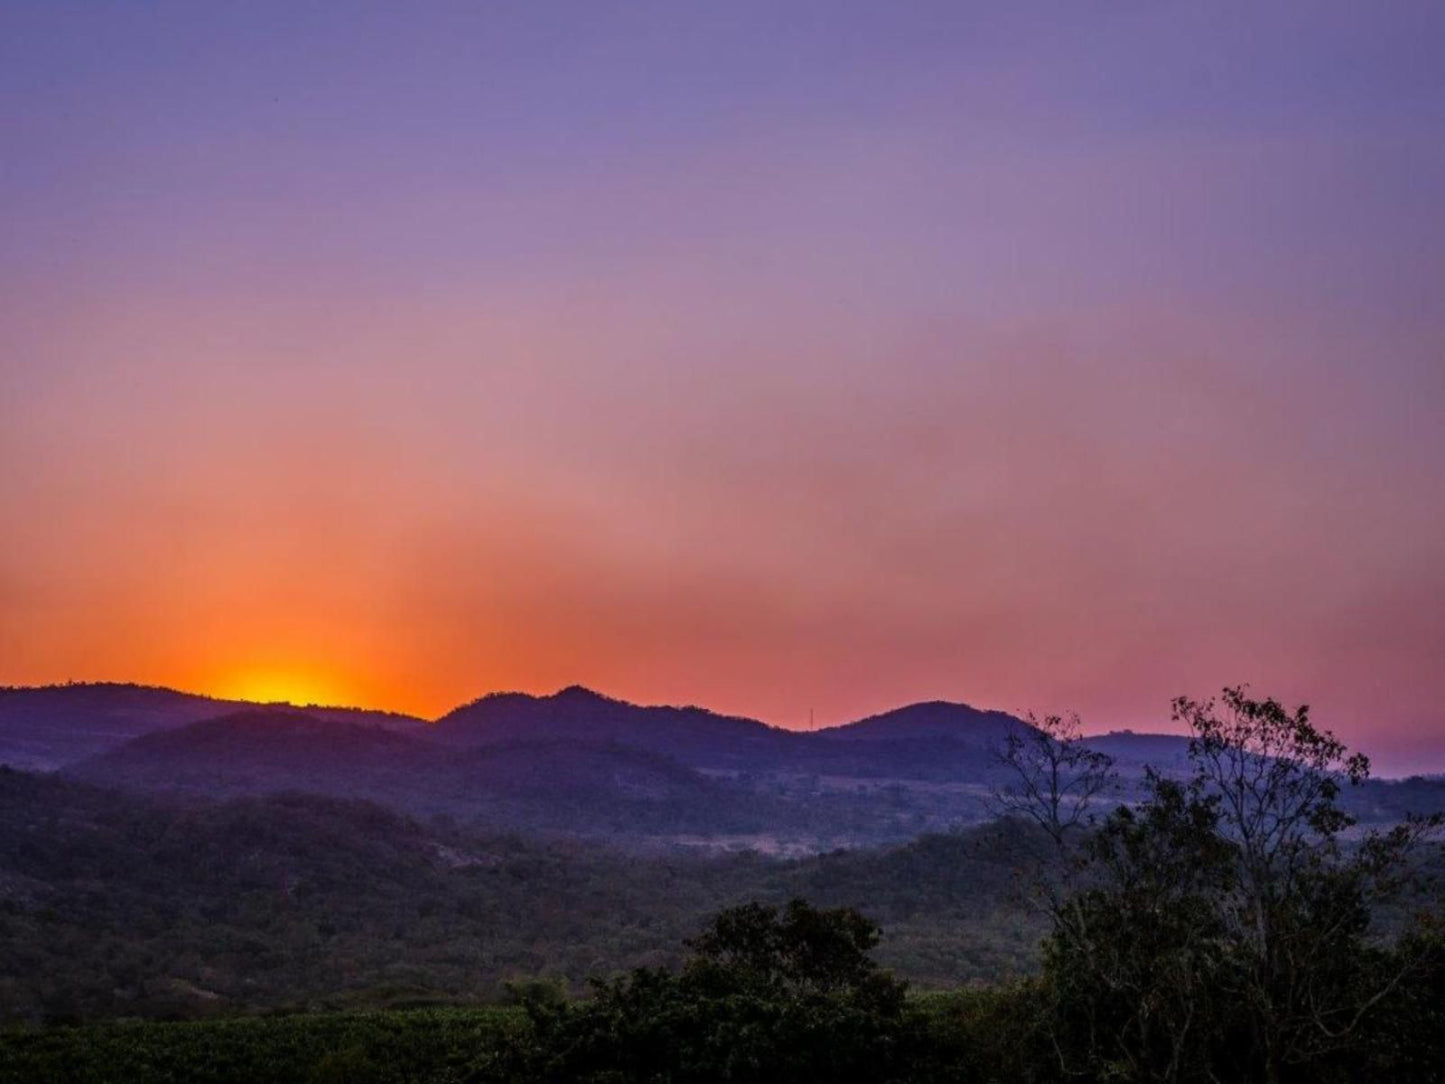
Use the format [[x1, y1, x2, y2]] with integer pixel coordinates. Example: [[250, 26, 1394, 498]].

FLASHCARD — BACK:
[[1086, 730, 1193, 771], [12, 680, 1439, 848], [457, 738, 713, 800], [432, 685, 803, 770], [0, 683, 426, 770], [819, 701, 1023, 745], [0, 683, 239, 770], [803, 701, 1030, 782], [68, 708, 437, 799], [64, 708, 800, 842], [0, 681, 1193, 787], [432, 686, 1039, 783], [446, 739, 804, 836]]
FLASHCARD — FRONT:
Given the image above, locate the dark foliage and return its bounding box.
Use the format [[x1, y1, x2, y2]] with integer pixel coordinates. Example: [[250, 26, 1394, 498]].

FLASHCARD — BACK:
[[1025, 688, 1444, 1083], [0, 768, 1031, 1024], [513, 900, 914, 1083], [0, 1007, 523, 1084], [2, 684, 1443, 1082]]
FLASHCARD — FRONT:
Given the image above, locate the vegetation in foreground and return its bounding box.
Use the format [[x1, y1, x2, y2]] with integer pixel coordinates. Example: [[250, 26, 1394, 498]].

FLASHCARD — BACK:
[[991, 688, 1445, 1082], [0, 1006, 523, 1084], [3, 687, 1442, 1083], [4, 901, 1441, 1084], [500, 691, 1445, 1082]]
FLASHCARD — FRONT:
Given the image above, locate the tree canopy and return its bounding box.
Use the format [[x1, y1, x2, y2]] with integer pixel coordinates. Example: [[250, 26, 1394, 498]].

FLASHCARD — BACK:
[[1014, 687, 1443, 1083], [516, 899, 913, 1084]]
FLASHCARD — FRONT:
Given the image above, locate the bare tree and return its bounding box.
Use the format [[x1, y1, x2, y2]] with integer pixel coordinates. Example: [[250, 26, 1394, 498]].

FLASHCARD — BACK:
[[992, 711, 1118, 851]]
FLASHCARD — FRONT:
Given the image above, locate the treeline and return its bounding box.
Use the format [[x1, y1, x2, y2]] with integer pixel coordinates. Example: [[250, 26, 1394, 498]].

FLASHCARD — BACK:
[[507, 890, 1445, 1083], [4, 898, 1441, 1083]]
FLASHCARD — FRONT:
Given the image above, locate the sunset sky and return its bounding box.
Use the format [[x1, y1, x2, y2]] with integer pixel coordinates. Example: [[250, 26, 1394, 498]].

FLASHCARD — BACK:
[[3, 2, 1443, 772]]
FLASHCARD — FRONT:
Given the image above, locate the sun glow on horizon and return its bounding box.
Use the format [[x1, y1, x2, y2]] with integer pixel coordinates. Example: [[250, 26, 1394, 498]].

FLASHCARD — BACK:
[[215, 668, 351, 709], [1, 2, 1442, 773]]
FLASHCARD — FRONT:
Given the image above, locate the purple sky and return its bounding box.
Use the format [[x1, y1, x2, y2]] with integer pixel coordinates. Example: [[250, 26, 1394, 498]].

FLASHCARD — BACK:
[[2, 2, 1443, 773]]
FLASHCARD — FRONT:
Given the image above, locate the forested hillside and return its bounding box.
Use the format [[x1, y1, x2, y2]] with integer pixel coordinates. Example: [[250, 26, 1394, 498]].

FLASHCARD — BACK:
[[2, 687, 1443, 1083], [0, 768, 1033, 1024]]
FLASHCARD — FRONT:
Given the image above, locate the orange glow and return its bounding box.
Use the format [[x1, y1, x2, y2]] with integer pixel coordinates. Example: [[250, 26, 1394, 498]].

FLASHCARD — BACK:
[[2, 2, 1442, 776], [214, 668, 351, 709]]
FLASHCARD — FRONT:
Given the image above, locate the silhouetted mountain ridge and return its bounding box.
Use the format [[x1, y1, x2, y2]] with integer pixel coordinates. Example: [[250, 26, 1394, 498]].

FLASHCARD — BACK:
[[11, 682, 1441, 849], [64, 708, 804, 841], [0, 683, 425, 770], [819, 700, 1024, 745], [68, 709, 439, 799], [433, 684, 804, 770]]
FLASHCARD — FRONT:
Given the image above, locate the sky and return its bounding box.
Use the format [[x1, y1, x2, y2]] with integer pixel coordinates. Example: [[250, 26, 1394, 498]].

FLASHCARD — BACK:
[[2, 2, 1443, 773]]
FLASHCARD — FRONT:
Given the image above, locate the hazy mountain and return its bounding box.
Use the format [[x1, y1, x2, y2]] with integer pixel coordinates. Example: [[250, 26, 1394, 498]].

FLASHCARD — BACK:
[[431, 686, 1043, 783], [0, 683, 238, 770], [458, 738, 712, 800], [68, 708, 437, 798], [0, 683, 426, 770], [798, 701, 1031, 782], [63, 708, 805, 843], [13, 681, 1437, 849], [1086, 730, 1193, 771], [0, 682, 1133, 786], [432, 685, 804, 769], [820, 701, 1023, 745]]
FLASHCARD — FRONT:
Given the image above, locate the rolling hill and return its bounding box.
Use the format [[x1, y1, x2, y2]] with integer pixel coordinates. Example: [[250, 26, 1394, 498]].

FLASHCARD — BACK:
[[0, 683, 425, 770], [820, 700, 1022, 744], [10, 682, 1440, 849], [0, 767, 1036, 1022], [64, 709, 800, 842], [432, 685, 804, 769], [67, 708, 437, 799]]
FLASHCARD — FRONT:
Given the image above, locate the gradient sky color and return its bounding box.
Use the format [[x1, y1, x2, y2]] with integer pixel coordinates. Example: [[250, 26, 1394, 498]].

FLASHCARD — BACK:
[[3, 2, 1443, 773]]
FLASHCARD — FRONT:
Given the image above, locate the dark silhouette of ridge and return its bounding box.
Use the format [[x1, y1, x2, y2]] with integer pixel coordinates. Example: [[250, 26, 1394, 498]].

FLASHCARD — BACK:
[[7, 681, 1436, 850], [819, 700, 1025, 745], [0, 682, 426, 771], [63, 708, 793, 839], [432, 685, 799, 769], [67, 708, 439, 798], [430, 687, 1048, 783], [1086, 729, 1193, 769], [95, 707, 425, 758]]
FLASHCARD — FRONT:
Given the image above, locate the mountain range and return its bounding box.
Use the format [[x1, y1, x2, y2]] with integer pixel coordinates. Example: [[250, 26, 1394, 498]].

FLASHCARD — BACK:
[[2, 682, 1437, 850], [1, 681, 1442, 1024], [0, 682, 422, 771], [1, 682, 1030, 774]]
